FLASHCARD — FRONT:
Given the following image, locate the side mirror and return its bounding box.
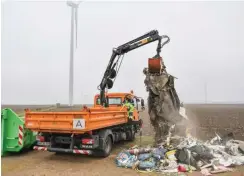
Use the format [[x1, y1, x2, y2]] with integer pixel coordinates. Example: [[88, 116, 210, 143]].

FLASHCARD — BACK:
[[141, 99, 145, 110]]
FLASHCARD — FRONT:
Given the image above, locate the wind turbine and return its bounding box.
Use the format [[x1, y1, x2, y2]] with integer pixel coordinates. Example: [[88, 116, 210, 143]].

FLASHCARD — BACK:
[[67, 1, 81, 106]]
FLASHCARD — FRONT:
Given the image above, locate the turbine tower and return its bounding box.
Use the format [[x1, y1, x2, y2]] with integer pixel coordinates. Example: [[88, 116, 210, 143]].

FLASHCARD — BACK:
[[67, 1, 81, 106]]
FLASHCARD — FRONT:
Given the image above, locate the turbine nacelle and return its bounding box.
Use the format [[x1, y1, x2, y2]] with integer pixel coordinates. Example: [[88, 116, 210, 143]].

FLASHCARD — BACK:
[[67, 1, 81, 8]]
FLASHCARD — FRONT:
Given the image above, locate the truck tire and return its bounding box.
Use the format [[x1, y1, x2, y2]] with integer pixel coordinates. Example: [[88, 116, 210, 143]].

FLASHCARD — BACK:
[[127, 130, 135, 141], [94, 135, 112, 157]]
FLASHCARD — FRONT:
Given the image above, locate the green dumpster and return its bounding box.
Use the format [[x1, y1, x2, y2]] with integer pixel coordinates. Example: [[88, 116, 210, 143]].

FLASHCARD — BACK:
[[1, 108, 37, 156]]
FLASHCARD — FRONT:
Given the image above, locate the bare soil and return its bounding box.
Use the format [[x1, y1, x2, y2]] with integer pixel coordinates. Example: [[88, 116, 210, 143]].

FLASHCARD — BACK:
[[2, 104, 244, 176], [184, 104, 244, 140]]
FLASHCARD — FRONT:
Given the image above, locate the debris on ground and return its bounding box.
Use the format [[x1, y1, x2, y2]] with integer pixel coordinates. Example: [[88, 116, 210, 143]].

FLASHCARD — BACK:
[[115, 132, 244, 174]]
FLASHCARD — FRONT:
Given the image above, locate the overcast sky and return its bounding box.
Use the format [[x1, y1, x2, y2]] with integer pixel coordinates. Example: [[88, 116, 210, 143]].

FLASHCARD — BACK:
[[2, 1, 244, 104]]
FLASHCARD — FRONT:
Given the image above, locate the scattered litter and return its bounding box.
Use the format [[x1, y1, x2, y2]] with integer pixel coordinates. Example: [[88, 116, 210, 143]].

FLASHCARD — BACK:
[[236, 140, 244, 153], [151, 147, 165, 160], [216, 165, 233, 172], [115, 151, 137, 168], [175, 148, 198, 169], [159, 168, 178, 173], [231, 155, 244, 165], [178, 165, 187, 172], [209, 133, 222, 145], [132, 160, 140, 170], [127, 148, 151, 155], [138, 153, 152, 161], [201, 168, 212, 176], [159, 159, 178, 170], [138, 158, 156, 170], [210, 165, 233, 174], [165, 150, 177, 160], [201, 163, 212, 169], [115, 132, 244, 174], [189, 144, 214, 160], [217, 157, 233, 167], [179, 163, 196, 171], [225, 140, 241, 156]]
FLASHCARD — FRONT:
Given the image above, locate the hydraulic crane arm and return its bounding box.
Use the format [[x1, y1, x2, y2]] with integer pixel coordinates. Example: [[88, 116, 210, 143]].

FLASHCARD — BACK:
[[98, 30, 170, 106]]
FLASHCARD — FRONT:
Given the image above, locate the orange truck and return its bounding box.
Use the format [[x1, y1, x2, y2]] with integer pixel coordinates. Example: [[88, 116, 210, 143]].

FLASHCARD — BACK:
[[25, 30, 170, 157], [25, 92, 145, 157]]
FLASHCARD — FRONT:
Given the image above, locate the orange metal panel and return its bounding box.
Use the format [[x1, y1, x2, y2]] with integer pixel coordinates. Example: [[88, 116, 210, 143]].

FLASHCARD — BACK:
[[25, 108, 129, 134]]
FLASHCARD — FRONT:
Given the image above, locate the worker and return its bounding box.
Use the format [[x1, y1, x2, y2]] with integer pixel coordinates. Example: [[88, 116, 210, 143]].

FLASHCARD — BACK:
[[123, 95, 135, 120]]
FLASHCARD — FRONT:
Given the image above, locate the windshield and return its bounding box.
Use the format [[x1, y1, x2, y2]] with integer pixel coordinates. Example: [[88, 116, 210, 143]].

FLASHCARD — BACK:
[[96, 97, 122, 105]]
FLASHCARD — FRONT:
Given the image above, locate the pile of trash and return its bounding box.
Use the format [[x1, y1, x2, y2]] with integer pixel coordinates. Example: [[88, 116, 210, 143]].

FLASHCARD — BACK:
[[115, 132, 244, 175]]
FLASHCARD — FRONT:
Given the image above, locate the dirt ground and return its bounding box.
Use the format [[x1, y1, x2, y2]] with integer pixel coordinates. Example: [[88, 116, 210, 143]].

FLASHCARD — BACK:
[[184, 104, 244, 141], [2, 138, 148, 176], [2, 104, 244, 176]]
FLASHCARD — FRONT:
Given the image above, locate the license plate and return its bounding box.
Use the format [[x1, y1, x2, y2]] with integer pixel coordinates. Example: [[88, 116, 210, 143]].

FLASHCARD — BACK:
[[37, 142, 50, 146], [81, 145, 93, 148]]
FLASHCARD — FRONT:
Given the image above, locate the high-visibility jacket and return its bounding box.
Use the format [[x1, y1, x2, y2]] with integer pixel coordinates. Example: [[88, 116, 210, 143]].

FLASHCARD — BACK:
[[124, 100, 134, 117]]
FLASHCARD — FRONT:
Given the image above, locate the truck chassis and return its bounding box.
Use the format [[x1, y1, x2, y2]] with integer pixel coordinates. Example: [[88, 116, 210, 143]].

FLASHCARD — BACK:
[[34, 120, 142, 157]]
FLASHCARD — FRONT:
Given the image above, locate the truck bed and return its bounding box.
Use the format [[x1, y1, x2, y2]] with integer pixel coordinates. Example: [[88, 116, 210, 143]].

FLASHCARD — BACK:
[[25, 106, 129, 134]]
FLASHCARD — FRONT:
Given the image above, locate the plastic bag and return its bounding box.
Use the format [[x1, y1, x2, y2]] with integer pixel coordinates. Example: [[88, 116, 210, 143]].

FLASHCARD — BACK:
[[189, 145, 214, 160], [166, 150, 177, 161], [217, 157, 234, 167], [231, 156, 244, 165], [160, 160, 178, 170], [225, 140, 241, 156], [152, 147, 165, 160], [139, 158, 156, 170], [201, 168, 212, 176], [175, 148, 198, 169], [178, 163, 196, 171], [115, 151, 137, 168], [138, 153, 152, 161]]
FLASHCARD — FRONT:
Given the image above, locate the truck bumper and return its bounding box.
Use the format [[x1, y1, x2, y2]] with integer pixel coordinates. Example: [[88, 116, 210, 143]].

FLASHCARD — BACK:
[[33, 146, 92, 155], [33, 146, 47, 151]]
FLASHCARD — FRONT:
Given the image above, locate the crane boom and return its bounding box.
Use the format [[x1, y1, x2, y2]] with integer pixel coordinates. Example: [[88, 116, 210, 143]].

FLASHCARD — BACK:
[[98, 30, 170, 106]]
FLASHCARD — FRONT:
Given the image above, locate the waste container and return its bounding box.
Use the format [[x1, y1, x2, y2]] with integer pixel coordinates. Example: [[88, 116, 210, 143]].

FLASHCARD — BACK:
[[1, 108, 37, 156]]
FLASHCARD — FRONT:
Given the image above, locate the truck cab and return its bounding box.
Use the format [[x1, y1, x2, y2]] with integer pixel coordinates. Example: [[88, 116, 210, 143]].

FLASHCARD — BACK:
[[94, 92, 145, 121]]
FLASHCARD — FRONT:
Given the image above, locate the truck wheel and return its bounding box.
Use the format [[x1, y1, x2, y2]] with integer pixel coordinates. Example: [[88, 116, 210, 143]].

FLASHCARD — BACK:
[[94, 135, 112, 157], [127, 130, 135, 141]]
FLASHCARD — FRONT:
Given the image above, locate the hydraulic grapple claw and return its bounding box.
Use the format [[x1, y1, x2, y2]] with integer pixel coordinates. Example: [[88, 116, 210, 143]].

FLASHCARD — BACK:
[[148, 57, 162, 74]]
